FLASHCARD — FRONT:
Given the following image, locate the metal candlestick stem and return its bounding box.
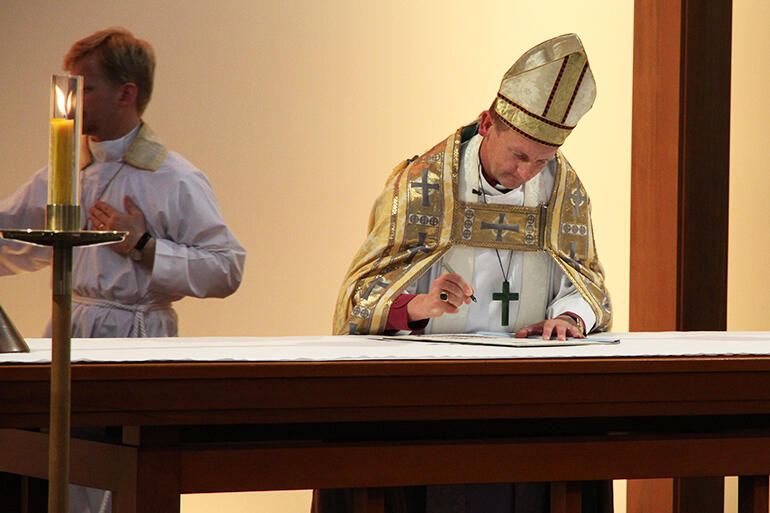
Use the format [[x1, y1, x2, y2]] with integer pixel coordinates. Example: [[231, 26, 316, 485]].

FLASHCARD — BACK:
[[1, 219, 124, 513]]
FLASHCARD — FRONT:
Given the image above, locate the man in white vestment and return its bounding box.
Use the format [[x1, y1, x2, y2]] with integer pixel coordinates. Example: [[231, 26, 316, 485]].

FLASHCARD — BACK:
[[325, 34, 613, 513], [0, 27, 245, 337], [0, 27, 246, 513]]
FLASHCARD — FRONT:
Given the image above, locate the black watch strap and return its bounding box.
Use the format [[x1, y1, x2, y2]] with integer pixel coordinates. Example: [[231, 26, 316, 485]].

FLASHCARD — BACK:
[[134, 232, 152, 251]]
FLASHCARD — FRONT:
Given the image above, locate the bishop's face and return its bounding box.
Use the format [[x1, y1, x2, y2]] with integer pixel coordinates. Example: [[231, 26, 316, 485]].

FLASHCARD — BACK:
[[66, 54, 125, 142], [478, 110, 558, 190]]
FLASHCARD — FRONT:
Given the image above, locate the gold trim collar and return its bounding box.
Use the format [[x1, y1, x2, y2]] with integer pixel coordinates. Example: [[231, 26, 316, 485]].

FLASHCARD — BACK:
[[79, 123, 168, 172]]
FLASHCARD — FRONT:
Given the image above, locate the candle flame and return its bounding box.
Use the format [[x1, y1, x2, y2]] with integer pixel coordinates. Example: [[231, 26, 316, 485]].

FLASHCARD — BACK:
[[55, 86, 66, 116], [54, 86, 74, 117]]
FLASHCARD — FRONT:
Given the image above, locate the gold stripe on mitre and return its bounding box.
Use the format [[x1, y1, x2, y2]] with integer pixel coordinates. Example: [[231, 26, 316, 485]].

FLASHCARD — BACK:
[[541, 53, 588, 124], [494, 95, 573, 147]]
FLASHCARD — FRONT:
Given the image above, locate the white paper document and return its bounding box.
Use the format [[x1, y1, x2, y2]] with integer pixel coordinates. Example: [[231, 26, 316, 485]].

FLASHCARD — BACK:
[[385, 333, 620, 347]]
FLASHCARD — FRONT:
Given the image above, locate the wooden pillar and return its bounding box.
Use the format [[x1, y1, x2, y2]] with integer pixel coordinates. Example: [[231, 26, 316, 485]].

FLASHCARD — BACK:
[[629, 0, 732, 512]]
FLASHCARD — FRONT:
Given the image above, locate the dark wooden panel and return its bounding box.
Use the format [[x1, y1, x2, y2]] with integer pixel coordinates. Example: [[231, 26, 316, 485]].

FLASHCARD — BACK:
[[739, 476, 769, 513], [136, 450, 180, 513], [675, 477, 725, 513], [550, 482, 581, 513], [174, 434, 770, 492], [3, 358, 770, 428], [677, 1, 732, 330]]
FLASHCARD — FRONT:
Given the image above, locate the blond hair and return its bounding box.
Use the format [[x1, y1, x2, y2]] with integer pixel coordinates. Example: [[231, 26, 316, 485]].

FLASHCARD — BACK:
[[64, 27, 155, 115]]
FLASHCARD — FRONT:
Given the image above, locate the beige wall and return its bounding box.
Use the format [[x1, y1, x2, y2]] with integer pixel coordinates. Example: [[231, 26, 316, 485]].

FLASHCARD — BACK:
[[728, 0, 770, 331], [5, 0, 765, 512], [0, 2, 632, 511], [0, 0, 632, 339]]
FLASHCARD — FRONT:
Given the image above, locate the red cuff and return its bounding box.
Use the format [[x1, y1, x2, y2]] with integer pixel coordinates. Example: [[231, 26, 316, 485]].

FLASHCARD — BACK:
[[385, 294, 429, 332]]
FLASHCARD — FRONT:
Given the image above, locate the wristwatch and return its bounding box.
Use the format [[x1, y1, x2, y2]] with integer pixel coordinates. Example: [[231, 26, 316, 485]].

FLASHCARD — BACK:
[[129, 232, 152, 261]]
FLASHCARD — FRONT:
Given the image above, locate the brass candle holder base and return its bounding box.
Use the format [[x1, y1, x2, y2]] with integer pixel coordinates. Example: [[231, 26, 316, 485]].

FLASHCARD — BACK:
[[46, 204, 80, 232], [2, 228, 126, 247], [0, 227, 125, 513]]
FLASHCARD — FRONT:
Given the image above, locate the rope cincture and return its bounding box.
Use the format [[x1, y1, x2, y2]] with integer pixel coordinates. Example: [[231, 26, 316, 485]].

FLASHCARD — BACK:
[[73, 294, 173, 337]]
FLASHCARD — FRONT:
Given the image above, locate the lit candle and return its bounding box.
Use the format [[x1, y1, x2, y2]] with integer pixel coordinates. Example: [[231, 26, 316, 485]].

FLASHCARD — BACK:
[[49, 117, 75, 204], [47, 74, 82, 230]]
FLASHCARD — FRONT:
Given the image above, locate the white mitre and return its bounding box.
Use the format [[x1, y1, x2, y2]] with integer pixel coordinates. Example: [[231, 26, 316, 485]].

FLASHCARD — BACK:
[[493, 33, 596, 146]]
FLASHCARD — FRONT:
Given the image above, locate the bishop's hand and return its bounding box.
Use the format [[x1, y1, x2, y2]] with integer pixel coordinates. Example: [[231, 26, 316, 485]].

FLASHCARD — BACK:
[[514, 315, 585, 341], [406, 273, 475, 323]]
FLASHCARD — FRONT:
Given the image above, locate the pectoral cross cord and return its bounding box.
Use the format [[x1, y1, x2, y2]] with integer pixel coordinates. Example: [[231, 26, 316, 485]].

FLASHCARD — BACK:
[[477, 160, 520, 327]]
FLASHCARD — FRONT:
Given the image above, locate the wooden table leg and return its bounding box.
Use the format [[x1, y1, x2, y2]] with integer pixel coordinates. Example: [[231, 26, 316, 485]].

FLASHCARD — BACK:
[[551, 481, 582, 513], [628, 478, 674, 513], [675, 477, 724, 513], [738, 476, 769, 513], [0, 472, 22, 512], [134, 450, 181, 513], [628, 477, 724, 513], [352, 488, 384, 513]]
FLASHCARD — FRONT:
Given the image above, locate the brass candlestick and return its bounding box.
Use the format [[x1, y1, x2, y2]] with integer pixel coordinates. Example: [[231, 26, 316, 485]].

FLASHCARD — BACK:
[[0, 67, 125, 513]]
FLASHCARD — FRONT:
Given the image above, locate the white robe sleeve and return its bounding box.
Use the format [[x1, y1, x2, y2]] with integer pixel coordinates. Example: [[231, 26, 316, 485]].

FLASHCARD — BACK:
[[146, 166, 245, 299], [545, 261, 597, 332], [0, 169, 53, 275]]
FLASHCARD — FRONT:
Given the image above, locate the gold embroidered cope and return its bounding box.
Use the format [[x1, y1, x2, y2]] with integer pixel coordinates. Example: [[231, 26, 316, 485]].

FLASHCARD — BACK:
[[333, 124, 612, 335]]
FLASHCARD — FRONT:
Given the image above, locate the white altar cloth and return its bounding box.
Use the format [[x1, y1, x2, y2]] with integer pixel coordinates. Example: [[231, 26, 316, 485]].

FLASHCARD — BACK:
[[1, 331, 769, 364]]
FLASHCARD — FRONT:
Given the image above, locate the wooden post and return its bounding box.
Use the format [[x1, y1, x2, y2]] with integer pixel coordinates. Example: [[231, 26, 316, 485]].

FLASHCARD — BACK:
[[629, 0, 733, 512]]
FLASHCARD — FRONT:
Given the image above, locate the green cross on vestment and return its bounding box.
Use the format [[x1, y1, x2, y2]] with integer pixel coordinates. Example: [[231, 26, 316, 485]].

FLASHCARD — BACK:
[[492, 280, 519, 326]]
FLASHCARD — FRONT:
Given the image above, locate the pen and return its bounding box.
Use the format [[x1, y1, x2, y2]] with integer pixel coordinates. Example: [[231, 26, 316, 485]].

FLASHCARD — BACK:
[[440, 261, 477, 302]]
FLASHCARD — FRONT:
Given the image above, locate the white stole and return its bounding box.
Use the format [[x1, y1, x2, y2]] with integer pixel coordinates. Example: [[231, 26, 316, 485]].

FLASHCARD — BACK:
[[430, 134, 551, 333]]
